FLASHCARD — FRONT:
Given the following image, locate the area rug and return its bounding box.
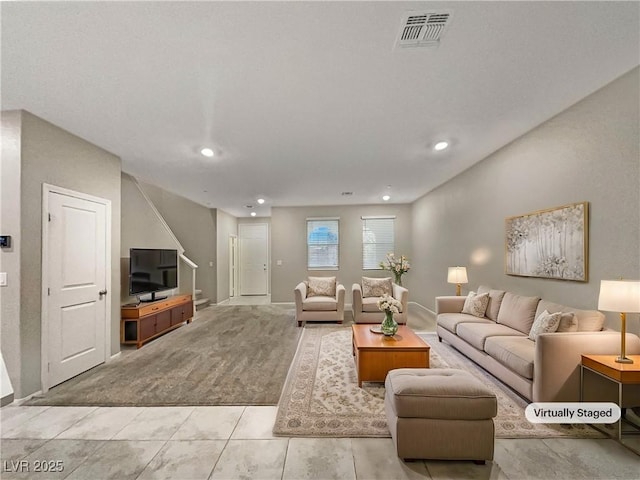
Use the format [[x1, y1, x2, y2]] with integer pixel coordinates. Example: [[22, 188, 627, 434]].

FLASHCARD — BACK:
[[26, 305, 301, 406], [273, 327, 605, 438]]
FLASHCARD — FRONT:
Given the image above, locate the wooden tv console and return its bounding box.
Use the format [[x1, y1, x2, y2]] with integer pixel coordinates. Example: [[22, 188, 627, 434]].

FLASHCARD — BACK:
[[121, 294, 193, 348]]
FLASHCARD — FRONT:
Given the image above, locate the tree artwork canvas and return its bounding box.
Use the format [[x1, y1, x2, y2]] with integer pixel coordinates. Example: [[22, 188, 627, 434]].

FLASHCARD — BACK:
[[505, 202, 588, 282]]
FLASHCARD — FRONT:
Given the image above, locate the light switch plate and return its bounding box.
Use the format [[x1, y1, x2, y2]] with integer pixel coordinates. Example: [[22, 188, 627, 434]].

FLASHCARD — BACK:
[[0, 272, 7, 287], [276, 260, 283, 266]]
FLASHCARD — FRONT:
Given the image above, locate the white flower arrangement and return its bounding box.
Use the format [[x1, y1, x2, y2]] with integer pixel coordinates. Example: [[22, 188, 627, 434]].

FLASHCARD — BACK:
[[377, 294, 401, 314], [379, 253, 411, 284]]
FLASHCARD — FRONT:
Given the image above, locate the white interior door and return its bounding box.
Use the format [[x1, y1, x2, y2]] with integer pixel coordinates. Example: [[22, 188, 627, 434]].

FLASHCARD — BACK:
[[45, 188, 109, 388], [239, 224, 268, 295]]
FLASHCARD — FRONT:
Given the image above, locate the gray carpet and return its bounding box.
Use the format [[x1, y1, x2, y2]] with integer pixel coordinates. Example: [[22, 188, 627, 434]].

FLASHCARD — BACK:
[[26, 304, 301, 406]]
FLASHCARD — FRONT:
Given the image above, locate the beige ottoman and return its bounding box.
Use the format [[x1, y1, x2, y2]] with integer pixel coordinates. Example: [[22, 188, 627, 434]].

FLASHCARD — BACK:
[[385, 368, 497, 462]]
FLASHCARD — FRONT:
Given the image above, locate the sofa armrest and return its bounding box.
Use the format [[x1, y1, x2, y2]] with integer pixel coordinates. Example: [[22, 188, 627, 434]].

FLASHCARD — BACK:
[[352, 283, 363, 323], [294, 282, 307, 313], [393, 283, 409, 312], [336, 284, 346, 316], [436, 296, 466, 315], [534, 331, 640, 403]]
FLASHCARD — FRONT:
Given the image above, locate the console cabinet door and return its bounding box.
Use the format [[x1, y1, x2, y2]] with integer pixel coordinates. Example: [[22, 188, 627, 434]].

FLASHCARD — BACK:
[[171, 301, 193, 326], [156, 310, 171, 332], [139, 315, 157, 340]]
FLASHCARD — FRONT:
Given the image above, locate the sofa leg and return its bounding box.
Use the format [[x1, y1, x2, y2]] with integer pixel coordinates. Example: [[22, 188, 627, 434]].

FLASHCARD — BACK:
[[473, 460, 486, 465], [297, 321, 302, 327], [438, 336, 442, 343]]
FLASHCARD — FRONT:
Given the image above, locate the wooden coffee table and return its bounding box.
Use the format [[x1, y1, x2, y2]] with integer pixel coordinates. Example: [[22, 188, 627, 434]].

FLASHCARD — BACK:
[[352, 324, 430, 387]]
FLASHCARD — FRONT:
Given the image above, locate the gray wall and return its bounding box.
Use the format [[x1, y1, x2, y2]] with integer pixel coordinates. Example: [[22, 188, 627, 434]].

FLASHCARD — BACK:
[[271, 205, 412, 303], [0, 111, 23, 396], [120, 173, 183, 303], [139, 182, 217, 303], [410, 67, 640, 334], [216, 209, 238, 303], [6, 111, 122, 397]]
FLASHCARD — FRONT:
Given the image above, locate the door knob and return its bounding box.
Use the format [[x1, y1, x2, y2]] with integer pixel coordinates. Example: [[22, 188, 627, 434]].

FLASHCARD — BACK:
[[99, 289, 108, 299]]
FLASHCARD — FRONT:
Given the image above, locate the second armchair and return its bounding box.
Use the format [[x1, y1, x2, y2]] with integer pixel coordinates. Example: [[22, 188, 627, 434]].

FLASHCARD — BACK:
[[352, 277, 408, 324]]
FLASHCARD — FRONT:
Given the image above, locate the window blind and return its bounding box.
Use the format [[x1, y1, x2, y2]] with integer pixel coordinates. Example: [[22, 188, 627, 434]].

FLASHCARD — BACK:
[[362, 217, 394, 270], [307, 219, 339, 269]]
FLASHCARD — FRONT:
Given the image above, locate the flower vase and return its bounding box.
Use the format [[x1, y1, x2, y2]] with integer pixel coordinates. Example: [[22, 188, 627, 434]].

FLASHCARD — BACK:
[[381, 311, 398, 336], [393, 273, 402, 286]]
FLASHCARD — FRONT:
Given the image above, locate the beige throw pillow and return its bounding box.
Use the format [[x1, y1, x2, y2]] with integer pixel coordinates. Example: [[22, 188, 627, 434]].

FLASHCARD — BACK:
[[307, 276, 336, 297], [362, 277, 392, 298], [556, 312, 578, 332], [461, 291, 490, 318], [529, 310, 562, 341]]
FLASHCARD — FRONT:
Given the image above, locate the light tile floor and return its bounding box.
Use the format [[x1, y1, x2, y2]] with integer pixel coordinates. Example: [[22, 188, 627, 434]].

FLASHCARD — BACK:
[[3, 305, 638, 478], [2, 405, 639, 479]]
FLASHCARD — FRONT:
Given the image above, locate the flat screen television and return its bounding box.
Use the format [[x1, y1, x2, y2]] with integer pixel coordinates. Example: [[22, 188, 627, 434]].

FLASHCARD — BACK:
[[129, 248, 178, 302]]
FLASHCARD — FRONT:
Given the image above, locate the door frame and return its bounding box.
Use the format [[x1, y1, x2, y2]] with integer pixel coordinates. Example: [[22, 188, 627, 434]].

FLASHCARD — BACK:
[[40, 183, 112, 393], [229, 234, 238, 297]]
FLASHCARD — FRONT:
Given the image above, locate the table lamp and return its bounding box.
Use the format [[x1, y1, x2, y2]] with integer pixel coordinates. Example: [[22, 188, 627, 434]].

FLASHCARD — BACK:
[[598, 280, 640, 364], [447, 266, 468, 296]]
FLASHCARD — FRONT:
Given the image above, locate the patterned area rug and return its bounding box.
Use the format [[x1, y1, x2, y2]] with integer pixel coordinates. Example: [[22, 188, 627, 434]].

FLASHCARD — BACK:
[[273, 327, 605, 438]]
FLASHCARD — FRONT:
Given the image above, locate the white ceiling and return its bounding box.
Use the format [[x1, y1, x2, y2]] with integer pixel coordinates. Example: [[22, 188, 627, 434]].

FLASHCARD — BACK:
[[2, 2, 639, 217]]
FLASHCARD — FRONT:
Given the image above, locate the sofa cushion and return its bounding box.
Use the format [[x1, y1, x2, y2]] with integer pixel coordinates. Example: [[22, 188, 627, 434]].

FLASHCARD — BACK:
[[302, 296, 337, 311], [437, 313, 493, 334], [456, 323, 525, 351], [461, 292, 490, 317], [496, 292, 540, 334], [307, 276, 336, 297], [362, 277, 392, 298], [536, 300, 604, 332], [528, 310, 562, 341], [484, 336, 535, 379], [477, 286, 507, 322]]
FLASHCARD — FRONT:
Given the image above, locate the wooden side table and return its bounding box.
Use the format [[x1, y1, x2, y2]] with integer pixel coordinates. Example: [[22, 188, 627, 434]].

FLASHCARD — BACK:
[[580, 354, 640, 452]]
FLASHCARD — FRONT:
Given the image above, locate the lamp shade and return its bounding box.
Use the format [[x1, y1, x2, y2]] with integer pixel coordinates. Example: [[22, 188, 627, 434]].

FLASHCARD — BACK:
[[447, 266, 468, 284], [598, 280, 640, 313]]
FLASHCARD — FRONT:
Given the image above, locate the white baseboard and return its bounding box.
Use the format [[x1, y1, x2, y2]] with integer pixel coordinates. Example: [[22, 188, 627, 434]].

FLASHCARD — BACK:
[[409, 301, 435, 316], [110, 352, 121, 361], [217, 298, 231, 305], [13, 390, 44, 405]]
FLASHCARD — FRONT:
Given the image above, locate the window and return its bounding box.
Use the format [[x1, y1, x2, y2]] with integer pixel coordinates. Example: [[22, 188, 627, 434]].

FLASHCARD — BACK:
[[362, 216, 395, 269], [307, 218, 339, 269]]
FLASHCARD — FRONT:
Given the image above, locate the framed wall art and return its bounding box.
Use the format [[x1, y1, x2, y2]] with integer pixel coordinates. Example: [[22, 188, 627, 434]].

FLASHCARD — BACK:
[[505, 201, 588, 282]]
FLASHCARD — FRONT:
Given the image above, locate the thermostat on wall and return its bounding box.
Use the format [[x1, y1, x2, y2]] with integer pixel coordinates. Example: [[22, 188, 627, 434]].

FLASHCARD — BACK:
[[0, 236, 11, 248]]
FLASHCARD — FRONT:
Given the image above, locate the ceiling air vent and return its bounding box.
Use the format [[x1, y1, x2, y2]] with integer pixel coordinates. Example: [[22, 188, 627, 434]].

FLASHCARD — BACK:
[[396, 11, 453, 48]]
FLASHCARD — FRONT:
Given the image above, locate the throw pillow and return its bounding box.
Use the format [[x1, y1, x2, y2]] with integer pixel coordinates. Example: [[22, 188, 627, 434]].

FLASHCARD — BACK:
[[362, 277, 393, 298], [556, 312, 578, 332], [307, 276, 336, 297], [528, 310, 562, 341], [461, 291, 490, 318]]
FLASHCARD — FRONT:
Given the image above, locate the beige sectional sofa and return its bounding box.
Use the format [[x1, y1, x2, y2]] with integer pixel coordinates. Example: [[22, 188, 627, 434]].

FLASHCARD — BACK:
[[436, 286, 640, 403]]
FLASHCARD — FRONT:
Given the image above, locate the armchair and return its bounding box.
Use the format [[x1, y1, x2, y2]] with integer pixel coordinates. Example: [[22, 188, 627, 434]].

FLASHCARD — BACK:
[[294, 279, 345, 327], [352, 280, 408, 324]]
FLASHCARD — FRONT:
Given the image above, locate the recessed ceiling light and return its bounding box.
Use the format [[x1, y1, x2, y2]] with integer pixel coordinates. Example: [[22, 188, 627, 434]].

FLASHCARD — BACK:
[[434, 141, 449, 151], [250, 212, 257, 217], [382, 195, 391, 202], [257, 198, 265, 204], [200, 147, 215, 157]]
